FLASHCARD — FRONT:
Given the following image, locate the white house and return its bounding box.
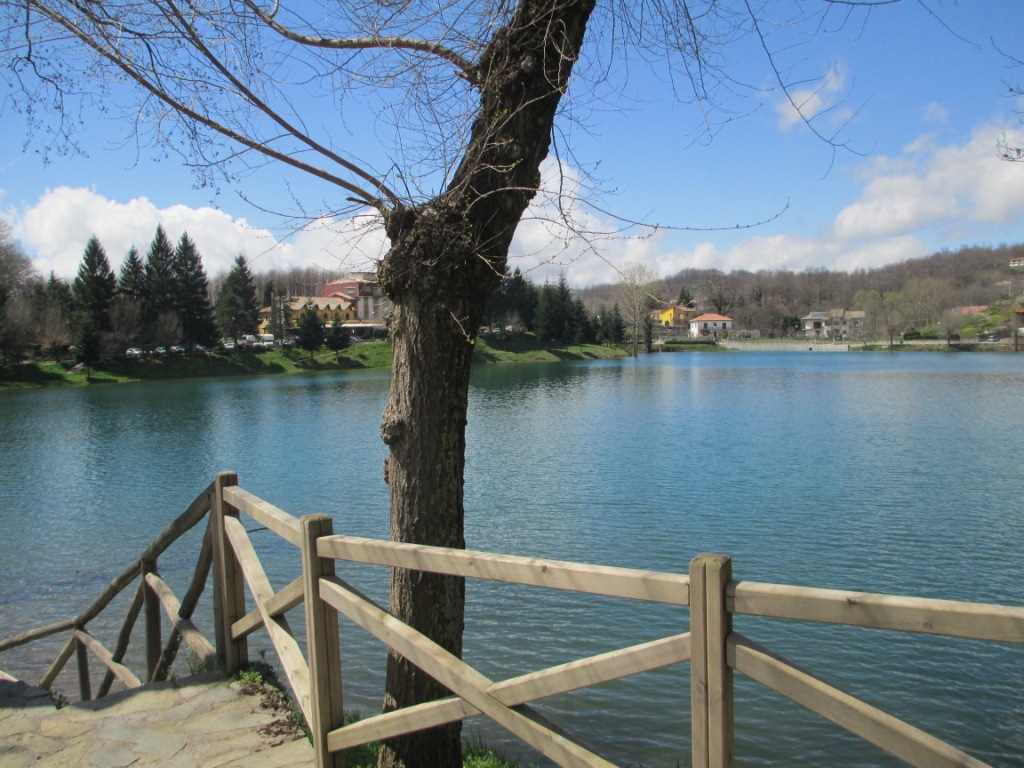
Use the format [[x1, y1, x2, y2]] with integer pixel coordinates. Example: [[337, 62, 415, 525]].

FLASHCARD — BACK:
[[689, 313, 734, 338], [802, 309, 867, 339]]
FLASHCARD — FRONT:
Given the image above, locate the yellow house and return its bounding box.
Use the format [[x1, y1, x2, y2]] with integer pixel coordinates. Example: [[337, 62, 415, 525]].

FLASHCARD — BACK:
[[650, 304, 696, 331], [286, 297, 358, 328], [258, 297, 358, 333]]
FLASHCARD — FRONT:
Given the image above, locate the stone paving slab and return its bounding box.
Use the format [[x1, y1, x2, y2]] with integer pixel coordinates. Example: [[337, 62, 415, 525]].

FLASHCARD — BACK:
[[0, 672, 314, 767]]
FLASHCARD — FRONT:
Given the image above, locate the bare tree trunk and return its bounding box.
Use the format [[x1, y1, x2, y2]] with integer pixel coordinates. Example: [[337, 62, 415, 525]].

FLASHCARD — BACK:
[[375, 2, 596, 766]]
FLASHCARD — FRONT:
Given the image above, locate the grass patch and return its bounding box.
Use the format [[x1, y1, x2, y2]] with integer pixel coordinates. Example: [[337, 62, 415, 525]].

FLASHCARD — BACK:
[[339, 718, 530, 768], [473, 333, 626, 363], [657, 339, 723, 352], [230, 659, 529, 767], [233, 661, 310, 742]]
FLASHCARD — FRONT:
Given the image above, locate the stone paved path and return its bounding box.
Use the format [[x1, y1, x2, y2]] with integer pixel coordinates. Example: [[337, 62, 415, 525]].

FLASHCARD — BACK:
[[0, 672, 314, 767]]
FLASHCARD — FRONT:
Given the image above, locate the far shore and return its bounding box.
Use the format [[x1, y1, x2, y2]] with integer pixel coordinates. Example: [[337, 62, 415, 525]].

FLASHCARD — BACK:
[[4, 333, 1019, 391], [0, 335, 628, 391]]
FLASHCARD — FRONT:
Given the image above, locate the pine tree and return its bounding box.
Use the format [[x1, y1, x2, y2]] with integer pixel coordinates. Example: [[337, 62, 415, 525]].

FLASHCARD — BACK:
[[326, 320, 351, 361], [535, 275, 573, 344], [143, 225, 177, 336], [610, 303, 627, 344], [296, 306, 325, 359], [172, 233, 218, 346], [216, 255, 260, 340], [113, 247, 146, 347], [570, 297, 594, 345], [72, 236, 116, 334], [119, 247, 146, 302]]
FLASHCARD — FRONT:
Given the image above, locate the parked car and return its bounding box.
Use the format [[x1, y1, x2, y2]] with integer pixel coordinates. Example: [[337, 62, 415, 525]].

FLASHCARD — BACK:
[[222, 341, 236, 351], [349, 335, 363, 344], [126, 347, 143, 358], [192, 344, 207, 354], [155, 346, 168, 355], [280, 338, 295, 348], [170, 345, 186, 354]]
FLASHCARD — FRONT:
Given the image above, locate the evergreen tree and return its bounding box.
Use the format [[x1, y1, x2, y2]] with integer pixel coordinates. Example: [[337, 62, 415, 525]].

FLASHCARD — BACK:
[[114, 248, 145, 346], [46, 272, 75, 318], [216, 255, 260, 340], [72, 236, 116, 334], [325, 320, 351, 360], [533, 283, 555, 342], [143, 226, 176, 327], [119, 247, 146, 302], [535, 274, 574, 344], [508, 269, 538, 331], [610, 303, 627, 344], [296, 306, 325, 359], [172, 233, 218, 346], [570, 297, 595, 345]]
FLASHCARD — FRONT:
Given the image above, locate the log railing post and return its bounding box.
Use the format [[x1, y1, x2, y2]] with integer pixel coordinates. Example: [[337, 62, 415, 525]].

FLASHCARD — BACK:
[[301, 514, 346, 768], [75, 635, 91, 702], [212, 471, 247, 673], [142, 558, 161, 682], [690, 553, 734, 768]]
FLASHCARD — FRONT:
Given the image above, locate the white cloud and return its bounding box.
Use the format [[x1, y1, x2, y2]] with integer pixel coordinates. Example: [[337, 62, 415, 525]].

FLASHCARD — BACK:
[[510, 121, 1024, 283], [922, 102, 949, 124], [5, 186, 387, 280], [834, 123, 1024, 242], [775, 64, 849, 133], [8, 120, 1022, 291]]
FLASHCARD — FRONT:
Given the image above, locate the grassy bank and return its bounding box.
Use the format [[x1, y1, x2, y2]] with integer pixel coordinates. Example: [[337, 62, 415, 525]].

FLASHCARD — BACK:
[[0, 335, 627, 390]]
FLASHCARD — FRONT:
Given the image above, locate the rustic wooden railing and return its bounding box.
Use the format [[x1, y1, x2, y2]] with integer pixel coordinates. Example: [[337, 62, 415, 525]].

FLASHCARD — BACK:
[[2, 471, 1023, 768], [0, 481, 217, 699]]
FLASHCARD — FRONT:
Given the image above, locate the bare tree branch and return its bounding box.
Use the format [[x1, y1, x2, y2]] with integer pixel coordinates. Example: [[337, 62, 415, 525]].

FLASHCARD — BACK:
[[241, 0, 480, 86]]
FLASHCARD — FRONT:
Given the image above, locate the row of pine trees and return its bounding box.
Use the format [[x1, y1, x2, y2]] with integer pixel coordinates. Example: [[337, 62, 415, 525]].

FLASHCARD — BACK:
[[485, 270, 628, 346], [5, 227, 632, 366], [56, 226, 262, 364]]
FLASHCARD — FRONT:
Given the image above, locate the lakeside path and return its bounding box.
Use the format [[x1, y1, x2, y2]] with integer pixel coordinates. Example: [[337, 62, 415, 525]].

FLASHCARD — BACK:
[[0, 672, 314, 767], [718, 340, 851, 352]]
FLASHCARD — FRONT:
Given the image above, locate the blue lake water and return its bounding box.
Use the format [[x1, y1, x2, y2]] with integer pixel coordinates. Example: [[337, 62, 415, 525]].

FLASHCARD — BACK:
[[1, 351, 1022, 766]]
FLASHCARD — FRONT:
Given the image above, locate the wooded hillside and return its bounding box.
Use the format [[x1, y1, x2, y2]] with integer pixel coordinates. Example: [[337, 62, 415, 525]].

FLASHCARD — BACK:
[[578, 243, 1024, 336]]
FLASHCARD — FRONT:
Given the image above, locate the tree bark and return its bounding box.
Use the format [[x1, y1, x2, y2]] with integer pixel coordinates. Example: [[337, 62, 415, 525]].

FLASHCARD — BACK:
[[375, 2, 595, 766]]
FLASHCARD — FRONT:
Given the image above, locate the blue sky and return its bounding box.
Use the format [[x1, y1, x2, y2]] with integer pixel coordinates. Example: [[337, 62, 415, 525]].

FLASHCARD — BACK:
[[2, 1, 1023, 288]]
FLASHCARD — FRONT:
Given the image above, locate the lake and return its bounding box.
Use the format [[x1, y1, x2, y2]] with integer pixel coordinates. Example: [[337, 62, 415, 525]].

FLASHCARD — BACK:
[[1, 351, 1022, 767]]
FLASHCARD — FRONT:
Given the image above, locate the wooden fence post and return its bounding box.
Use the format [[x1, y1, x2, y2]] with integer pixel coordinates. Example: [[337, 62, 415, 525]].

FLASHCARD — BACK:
[[142, 558, 161, 682], [75, 635, 91, 701], [690, 553, 734, 768], [212, 471, 247, 673], [301, 514, 346, 768]]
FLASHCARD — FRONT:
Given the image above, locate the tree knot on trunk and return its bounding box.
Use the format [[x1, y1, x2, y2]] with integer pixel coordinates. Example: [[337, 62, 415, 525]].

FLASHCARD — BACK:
[[380, 408, 405, 446]]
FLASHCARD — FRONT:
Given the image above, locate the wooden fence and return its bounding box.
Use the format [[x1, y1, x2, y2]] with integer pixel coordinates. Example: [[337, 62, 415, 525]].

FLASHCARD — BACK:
[[2, 471, 1022, 768]]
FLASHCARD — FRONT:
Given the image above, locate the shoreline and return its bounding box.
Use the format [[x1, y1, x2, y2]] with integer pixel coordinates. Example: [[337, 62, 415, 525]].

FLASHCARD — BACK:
[[0, 336, 628, 391]]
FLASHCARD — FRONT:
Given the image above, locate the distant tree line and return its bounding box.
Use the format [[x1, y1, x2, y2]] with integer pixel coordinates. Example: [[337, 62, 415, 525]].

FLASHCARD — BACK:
[[485, 269, 627, 346], [580, 243, 1024, 337], [4, 219, 1022, 366]]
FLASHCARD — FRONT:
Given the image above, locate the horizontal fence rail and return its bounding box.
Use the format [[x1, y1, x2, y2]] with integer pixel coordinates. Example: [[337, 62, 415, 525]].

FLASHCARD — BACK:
[[731, 580, 1024, 643], [3, 471, 1022, 768]]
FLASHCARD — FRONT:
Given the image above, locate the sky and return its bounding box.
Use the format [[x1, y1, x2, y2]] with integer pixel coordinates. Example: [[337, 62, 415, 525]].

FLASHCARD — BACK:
[[2, 1, 1023, 289]]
